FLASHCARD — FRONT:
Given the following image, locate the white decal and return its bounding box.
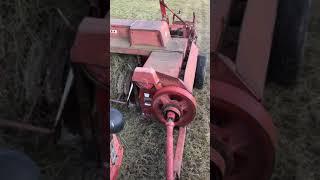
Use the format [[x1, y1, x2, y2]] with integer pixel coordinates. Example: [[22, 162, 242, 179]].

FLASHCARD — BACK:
[[110, 29, 118, 34]]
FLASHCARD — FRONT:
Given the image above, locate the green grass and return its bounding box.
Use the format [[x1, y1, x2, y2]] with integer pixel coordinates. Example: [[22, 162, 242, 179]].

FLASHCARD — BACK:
[[266, 2, 320, 179]]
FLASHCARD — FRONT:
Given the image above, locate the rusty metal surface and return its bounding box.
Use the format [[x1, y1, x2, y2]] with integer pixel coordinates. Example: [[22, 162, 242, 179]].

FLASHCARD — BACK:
[[212, 80, 276, 180], [132, 69, 192, 118], [110, 134, 124, 180], [71, 17, 107, 67], [235, 0, 278, 100], [152, 86, 196, 127]]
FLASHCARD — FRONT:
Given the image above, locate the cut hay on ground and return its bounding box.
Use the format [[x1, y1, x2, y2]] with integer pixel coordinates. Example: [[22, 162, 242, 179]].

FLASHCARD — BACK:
[[110, 54, 138, 100], [0, 0, 91, 179], [0, 0, 88, 124]]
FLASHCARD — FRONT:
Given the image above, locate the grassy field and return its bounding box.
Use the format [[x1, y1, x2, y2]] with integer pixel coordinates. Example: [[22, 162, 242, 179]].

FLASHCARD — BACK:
[[266, 1, 320, 180], [111, 0, 210, 179]]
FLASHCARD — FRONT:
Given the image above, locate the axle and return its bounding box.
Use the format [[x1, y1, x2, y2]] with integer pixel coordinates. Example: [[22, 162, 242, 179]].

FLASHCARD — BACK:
[[166, 115, 175, 180], [165, 111, 187, 180]]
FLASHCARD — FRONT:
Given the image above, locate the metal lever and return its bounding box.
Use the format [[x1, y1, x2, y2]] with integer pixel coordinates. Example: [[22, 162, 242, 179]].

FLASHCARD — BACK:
[[54, 68, 74, 127]]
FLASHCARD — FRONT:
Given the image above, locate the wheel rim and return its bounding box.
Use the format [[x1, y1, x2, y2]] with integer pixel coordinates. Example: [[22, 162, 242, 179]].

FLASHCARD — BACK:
[[152, 86, 196, 126], [212, 80, 276, 180]]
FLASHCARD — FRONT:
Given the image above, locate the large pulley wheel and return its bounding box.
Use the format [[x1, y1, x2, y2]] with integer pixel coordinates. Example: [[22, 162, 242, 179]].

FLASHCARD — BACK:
[[212, 80, 276, 180], [152, 86, 196, 127], [211, 148, 226, 180]]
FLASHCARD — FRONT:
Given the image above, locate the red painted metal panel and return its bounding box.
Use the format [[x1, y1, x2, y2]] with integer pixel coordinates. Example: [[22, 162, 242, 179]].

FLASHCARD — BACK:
[[110, 19, 135, 38], [131, 30, 162, 47], [132, 67, 160, 85], [111, 26, 130, 39], [71, 17, 107, 67], [235, 0, 278, 100], [213, 54, 258, 99], [110, 37, 188, 56], [143, 51, 184, 78], [183, 42, 199, 92], [130, 20, 171, 47], [166, 121, 175, 180], [173, 127, 187, 178], [110, 134, 124, 180]]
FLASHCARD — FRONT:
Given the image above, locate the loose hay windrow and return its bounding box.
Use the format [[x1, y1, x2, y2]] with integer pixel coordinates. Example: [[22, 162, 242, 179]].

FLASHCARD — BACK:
[[110, 54, 139, 100]]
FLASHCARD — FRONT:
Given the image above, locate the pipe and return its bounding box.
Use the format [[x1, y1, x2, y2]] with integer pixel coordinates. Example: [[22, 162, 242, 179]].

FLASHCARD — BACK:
[[54, 68, 74, 127], [165, 111, 176, 180], [0, 119, 53, 134], [166, 120, 175, 180], [173, 127, 186, 178]]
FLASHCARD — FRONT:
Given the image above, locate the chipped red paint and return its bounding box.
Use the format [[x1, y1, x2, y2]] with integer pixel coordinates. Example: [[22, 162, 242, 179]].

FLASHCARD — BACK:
[[152, 86, 196, 127], [173, 127, 187, 178], [110, 134, 124, 180]]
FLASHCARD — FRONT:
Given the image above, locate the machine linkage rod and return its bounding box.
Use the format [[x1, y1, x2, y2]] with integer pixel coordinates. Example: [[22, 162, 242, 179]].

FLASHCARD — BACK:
[[165, 111, 187, 180]]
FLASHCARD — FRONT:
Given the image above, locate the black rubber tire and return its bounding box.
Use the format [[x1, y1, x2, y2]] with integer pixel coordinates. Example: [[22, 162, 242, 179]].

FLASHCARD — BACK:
[[267, 0, 312, 86], [194, 54, 207, 89], [89, 0, 108, 18]]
